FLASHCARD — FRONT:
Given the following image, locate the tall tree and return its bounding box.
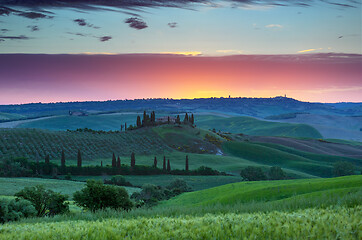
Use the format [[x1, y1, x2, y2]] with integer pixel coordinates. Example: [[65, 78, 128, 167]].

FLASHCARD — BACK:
[[183, 113, 189, 123], [112, 153, 116, 168], [61, 150, 66, 173], [190, 114, 194, 125], [45, 154, 50, 165], [167, 159, 171, 172], [185, 155, 189, 171], [176, 115, 181, 124], [77, 149, 82, 168], [163, 156, 166, 171], [151, 111, 156, 123], [136, 116, 141, 128], [131, 152, 136, 167], [153, 156, 157, 168], [167, 116, 170, 124], [125, 123, 127, 131], [117, 156, 121, 169], [101, 161, 103, 167]]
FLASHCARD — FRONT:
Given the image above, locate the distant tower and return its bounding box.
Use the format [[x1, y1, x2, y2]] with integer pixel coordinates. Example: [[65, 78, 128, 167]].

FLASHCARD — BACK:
[[284, 94, 287, 98], [229, 95, 231, 98]]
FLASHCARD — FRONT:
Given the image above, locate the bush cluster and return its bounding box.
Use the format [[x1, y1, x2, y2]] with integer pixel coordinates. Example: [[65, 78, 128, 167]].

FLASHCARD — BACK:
[[240, 166, 287, 181], [0, 198, 36, 223]]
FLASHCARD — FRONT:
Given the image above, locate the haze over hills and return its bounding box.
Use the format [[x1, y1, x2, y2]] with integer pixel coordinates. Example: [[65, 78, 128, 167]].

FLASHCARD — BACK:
[[0, 97, 361, 119]]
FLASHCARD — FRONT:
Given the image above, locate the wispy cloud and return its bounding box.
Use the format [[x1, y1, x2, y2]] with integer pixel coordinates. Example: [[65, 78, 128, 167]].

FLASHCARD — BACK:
[[0, 35, 31, 40], [265, 24, 283, 29], [306, 86, 362, 94], [216, 49, 243, 55], [298, 48, 323, 53], [158, 51, 202, 56], [168, 22, 178, 28]]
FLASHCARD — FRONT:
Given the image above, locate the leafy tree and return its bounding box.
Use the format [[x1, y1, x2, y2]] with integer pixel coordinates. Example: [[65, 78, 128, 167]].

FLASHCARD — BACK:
[[117, 156, 121, 169], [240, 166, 267, 181], [73, 180, 132, 211], [185, 155, 189, 171], [166, 179, 191, 193], [153, 156, 157, 168], [15, 185, 69, 217], [167, 159, 171, 172], [131, 152, 136, 167], [0, 198, 36, 223], [333, 161, 355, 177], [131, 184, 166, 206], [268, 166, 287, 180], [136, 115, 141, 128], [112, 153, 116, 168], [104, 175, 132, 187], [163, 156, 166, 171], [77, 149, 82, 168]]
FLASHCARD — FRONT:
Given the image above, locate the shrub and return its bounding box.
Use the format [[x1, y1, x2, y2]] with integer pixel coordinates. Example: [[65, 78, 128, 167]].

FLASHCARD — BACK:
[[73, 180, 133, 211], [131, 184, 166, 207], [240, 166, 267, 181], [166, 179, 191, 193], [104, 175, 133, 187], [268, 166, 287, 180], [15, 185, 69, 217], [333, 161, 355, 177], [0, 198, 36, 223]]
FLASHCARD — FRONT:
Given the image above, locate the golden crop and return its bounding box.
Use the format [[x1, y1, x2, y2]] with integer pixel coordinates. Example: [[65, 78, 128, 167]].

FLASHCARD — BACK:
[[0, 206, 360, 240]]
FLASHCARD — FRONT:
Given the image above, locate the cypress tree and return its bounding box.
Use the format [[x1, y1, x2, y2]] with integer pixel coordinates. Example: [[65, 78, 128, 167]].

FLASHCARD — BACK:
[[125, 123, 127, 131], [136, 116, 141, 128], [183, 113, 189, 123], [117, 156, 121, 169], [77, 149, 82, 168], [185, 155, 189, 171], [101, 161, 103, 167], [153, 156, 157, 168], [112, 153, 116, 168], [176, 115, 180, 124], [45, 154, 50, 165], [151, 111, 156, 123], [167, 116, 170, 124], [190, 114, 194, 125], [131, 152, 136, 167], [167, 159, 171, 172], [61, 150, 66, 173], [163, 156, 166, 171]]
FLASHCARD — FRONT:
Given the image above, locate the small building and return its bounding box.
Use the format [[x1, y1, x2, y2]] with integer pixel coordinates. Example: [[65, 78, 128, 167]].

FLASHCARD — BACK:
[[69, 110, 88, 116], [156, 116, 176, 123]]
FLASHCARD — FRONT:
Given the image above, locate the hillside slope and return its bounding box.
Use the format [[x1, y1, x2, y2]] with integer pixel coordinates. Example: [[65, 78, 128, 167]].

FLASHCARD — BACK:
[[164, 176, 362, 207], [196, 116, 322, 138]]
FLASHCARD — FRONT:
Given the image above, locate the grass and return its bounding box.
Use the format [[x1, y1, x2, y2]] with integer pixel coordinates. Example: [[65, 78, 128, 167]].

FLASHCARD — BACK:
[[0, 207, 360, 240], [0, 112, 25, 121], [325, 138, 362, 146], [0, 177, 140, 198], [163, 175, 362, 207], [17, 113, 141, 131], [72, 175, 243, 191], [223, 141, 342, 177], [196, 115, 323, 138]]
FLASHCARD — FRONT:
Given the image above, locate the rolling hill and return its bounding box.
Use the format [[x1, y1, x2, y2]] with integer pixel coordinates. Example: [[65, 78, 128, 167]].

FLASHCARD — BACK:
[[196, 115, 323, 138]]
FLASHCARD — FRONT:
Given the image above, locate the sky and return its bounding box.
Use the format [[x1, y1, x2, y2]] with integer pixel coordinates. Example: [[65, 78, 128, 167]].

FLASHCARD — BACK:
[[0, 0, 361, 104]]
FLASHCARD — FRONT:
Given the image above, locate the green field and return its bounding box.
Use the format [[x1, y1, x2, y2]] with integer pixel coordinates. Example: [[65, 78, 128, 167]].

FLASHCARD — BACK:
[[0, 112, 25, 121], [72, 175, 243, 191], [223, 141, 361, 177], [0, 207, 359, 240], [164, 175, 362, 207], [17, 113, 142, 131], [196, 115, 323, 138], [0, 177, 140, 198]]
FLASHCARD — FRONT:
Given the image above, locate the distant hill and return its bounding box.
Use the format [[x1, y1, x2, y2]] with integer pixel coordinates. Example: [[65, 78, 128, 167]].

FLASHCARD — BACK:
[[1, 97, 361, 119]]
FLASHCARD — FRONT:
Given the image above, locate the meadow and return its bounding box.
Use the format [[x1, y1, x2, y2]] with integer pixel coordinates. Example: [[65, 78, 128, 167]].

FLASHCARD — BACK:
[[0, 207, 359, 240], [195, 115, 323, 138]]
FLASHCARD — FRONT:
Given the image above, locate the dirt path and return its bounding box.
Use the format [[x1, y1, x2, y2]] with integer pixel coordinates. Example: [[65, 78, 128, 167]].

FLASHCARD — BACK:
[[0, 116, 56, 128]]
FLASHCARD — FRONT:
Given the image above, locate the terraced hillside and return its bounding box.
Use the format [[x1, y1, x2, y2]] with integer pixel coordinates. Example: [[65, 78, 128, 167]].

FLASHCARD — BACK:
[[0, 127, 169, 160]]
